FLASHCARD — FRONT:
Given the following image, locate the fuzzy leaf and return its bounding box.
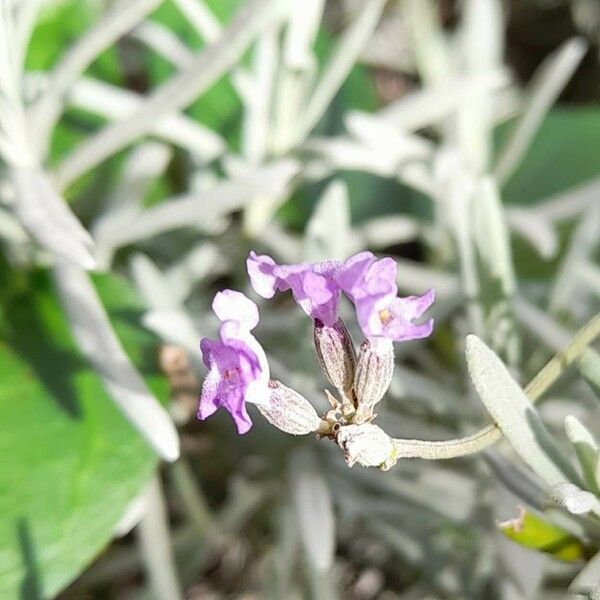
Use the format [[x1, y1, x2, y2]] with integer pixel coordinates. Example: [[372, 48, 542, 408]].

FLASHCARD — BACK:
[[465, 335, 581, 486]]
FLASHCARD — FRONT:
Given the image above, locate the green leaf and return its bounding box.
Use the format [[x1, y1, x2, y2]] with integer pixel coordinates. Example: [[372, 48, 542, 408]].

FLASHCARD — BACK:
[[465, 334, 582, 487], [499, 108, 600, 206], [0, 265, 164, 599], [499, 509, 585, 562]]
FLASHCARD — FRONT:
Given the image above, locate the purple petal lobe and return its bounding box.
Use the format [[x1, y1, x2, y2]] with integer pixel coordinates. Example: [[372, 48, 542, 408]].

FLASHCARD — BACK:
[[246, 251, 343, 325], [336, 252, 434, 343], [213, 289, 259, 330], [247, 251, 281, 298], [197, 290, 270, 434]]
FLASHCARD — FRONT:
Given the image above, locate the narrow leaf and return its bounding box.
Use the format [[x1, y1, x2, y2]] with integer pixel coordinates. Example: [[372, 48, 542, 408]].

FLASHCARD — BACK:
[[289, 449, 335, 572], [465, 334, 581, 486], [303, 179, 350, 261], [564, 415, 600, 495]]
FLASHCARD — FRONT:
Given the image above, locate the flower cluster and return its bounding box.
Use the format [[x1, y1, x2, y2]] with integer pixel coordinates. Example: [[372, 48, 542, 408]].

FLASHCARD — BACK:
[[198, 251, 435, 469]]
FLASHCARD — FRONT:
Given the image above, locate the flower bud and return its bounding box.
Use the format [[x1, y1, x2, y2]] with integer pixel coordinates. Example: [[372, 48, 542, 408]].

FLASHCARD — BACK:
[[353, 339, 394, 423], [337, 424, 395, 468], [313, 318, 356, 395], [258, 380, 322, 435]]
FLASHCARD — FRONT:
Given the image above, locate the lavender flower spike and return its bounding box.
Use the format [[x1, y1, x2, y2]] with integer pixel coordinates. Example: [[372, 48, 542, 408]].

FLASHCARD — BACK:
[[335, 251, 435, 344], [199, 290, 269, 434], [247, 250, 343, 326]]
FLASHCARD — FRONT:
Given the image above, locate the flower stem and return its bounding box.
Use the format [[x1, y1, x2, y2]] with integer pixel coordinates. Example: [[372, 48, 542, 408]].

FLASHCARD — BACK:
[[393, 312, 600, 460]]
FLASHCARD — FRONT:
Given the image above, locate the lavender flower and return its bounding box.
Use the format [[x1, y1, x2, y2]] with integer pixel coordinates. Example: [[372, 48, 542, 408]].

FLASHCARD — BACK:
[[198, 290, 269, 434], [247, 250, 342, 326], [335, 251, 435, 346]]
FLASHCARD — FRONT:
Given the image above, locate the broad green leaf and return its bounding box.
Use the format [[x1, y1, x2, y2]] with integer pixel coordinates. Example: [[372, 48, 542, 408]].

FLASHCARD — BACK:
[[499, 108, 600, 206], [0, 265, 165, 599], [499, 509, 585, 562], [465, 334, 581, 486]]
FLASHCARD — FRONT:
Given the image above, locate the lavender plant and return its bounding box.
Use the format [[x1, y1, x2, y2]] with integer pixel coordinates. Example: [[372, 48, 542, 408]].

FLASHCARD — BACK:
[[0, 0, 599, 598], [198, 251, 435, 470]]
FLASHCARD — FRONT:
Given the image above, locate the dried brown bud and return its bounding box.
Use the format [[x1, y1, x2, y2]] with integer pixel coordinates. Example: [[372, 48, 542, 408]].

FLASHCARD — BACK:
[[337, 424, 395, 469], [313, 318, 356, 396], [353, 339, 394, 423], [258, 380, 322, 435]]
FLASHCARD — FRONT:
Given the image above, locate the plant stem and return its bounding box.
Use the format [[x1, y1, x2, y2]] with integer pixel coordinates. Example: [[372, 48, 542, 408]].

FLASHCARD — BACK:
[[393, 312, 600, 459]]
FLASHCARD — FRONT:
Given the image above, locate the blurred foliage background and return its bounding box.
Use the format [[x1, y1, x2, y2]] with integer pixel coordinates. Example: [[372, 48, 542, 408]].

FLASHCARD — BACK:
[[1, 0, 600, 598]]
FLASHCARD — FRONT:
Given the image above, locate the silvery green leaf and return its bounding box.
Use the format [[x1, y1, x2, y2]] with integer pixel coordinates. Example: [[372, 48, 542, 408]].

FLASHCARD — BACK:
[[356, 215, 420, 249], [549, 482, 600, 516], [457, 0, 504, 173], [283, 0, 323, 69], [303, 179, 350, 261], [114, 491, 147, 537], [579, 346, 600, 402], [53, 262, 180, 462], [298, 0, 386, 140], [171, 0, 221, 42], [164, 243, 225, 304], [506, 208, 558, 259], [240, 24, 278, 164], [130, 253, 176, 311], [465, 334, 580, 486], [143, 309, 201, 358], [93, 143, 172, 269], [130, 20, 194, 69], [579, 261, 600, 299], [289, 449, 335, 572], [550, 203, 600, 315], [93, 159, 299, 250], [136, 476, 183, 600], [483, 451, 547, 510], [570, 550, 600, 598], [473, 177, 516, 295], [564, 415, 600, 494], [531, 176, 600, 223], [0, 205, 27, 244], [372, 71, 508, 132], [65, 76, 225, 161], [11, 166, 95, 269]]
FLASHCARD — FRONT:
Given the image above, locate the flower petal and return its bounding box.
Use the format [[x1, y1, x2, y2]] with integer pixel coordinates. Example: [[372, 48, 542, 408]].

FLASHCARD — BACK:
[[247, 251, 282, 298], [212, 289, 259, 330], [197, 364, 221, 420], [247, 251, 342, 325]]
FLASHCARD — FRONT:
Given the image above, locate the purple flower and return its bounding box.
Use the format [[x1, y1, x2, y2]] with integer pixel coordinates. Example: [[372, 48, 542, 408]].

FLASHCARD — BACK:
[[198, 290, 269, 434], [247, 251, 342, 326], [335, 251, 435, 344]]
